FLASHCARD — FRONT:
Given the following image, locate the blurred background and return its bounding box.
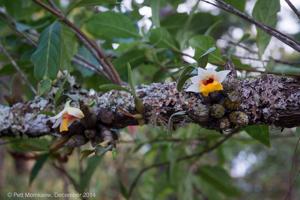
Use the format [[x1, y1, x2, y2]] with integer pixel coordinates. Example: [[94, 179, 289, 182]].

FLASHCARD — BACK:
[[0, 0, 300, 199]]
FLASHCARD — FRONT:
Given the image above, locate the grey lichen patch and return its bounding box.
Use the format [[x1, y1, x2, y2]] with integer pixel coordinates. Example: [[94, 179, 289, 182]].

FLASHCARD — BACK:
[[97, 90, 135, 112], [137, 82, 184, 125], [29, 97, 49, 110], [240, 75, 300, 125], [23, 113, 50, 136], [0, 105, 12, 132]]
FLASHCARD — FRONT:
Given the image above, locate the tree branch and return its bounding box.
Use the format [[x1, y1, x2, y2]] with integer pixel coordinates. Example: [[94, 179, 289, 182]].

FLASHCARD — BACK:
[[1, 73, 300, 139], [284, 0, 300, 21], [201, 0, 300, 52]]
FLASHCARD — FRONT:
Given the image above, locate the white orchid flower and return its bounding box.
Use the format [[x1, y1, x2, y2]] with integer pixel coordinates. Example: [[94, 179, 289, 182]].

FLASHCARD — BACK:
[[50, 101, 84, 133], [185, 67, 230, 96]]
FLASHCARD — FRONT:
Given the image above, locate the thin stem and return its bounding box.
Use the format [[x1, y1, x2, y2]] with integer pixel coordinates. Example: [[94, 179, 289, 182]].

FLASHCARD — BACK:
[[0, 41, 37, 94], [33, 0, 122, 84], [73, 54, 109, 77], [201, 0, 300, 52], [284, 0, 300, 20], [127, 132, 235, 198], [284, 136, 300, 200], [52, 163, 80, 191], [224, 39, 258, 54], [234, 55, 300, 67], [0, 10, 37, 47]]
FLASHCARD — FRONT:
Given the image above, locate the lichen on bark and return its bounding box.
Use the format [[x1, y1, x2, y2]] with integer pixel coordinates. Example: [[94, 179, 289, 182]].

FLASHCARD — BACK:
[[0, 74, 300, 145]]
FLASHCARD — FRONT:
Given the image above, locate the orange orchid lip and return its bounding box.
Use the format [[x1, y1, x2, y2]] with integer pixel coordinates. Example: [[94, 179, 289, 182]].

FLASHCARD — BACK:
[[50, 101, 85, 133]]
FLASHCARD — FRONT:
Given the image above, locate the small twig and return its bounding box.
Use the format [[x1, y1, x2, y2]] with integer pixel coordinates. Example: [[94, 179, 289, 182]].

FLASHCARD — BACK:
[[284, 136, 300, 200], [234, 55, 300, 67], [284, 0, 300, 20], [127, 132, 235, 198], [201, 0, 300, 52], [52, 163, 80, 191], [0, 10, 37, 47], [73, 54, 109, 77], [0, 41, 37, 94], [226, 40, 257, 54], [130, 136, 209, 151], [33, 0, 122, 84], [179, 50, 300, 77]]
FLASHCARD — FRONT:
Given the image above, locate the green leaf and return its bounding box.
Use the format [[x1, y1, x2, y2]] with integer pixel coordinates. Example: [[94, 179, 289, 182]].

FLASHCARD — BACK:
[[176, 66, 196, 91], [198, 165, 240, 197], [127, 63, 144, 114], [38, 78, 52, 96], [204, 20, 222, 36], [113, 49, 146, 81], [68, 0, 115, 12], [79, 155, 102, 192], [95, 145, 113, 157], [29, 153, 49, 185], [85, 11, 140, 40], [4, 0, 38, 20], [98, 84, 131, 94], [244, 125, 270, 147], [118, 179, 129, 199], [60, 24, 78, 70], [149, 27, 179, 50], [31, 22, 62, 79], [168, 111, 186, 133], [0, 64, 15, 76], [75, 47, 98, 77], [54, 79, 67, 107], [269, 64, 300, 75], [80, 149, 95, 160], [10, 138, 50, 152], [252, 0, 280, 56], [150, 0, 160, 27], [31, 22, 77, 80], [127, 63, 136, 97], [296, 127, 300, 137], [189, 35, 223, 64], [223, 0, 246, 11], [112, 148, 117, 159], [199, 47, 217, 67]]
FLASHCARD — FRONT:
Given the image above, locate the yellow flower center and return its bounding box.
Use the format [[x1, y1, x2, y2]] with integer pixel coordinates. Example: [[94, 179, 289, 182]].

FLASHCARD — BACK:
[[199, 77, 223, 96], [60, 113, 77, 132]]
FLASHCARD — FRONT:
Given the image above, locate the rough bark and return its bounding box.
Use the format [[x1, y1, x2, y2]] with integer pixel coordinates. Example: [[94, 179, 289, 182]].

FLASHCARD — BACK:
[[0, 73, 300, 146]]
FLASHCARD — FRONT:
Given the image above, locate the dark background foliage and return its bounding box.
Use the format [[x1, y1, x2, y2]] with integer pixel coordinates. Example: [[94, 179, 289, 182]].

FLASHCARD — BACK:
[[0, 0, 300, 199]]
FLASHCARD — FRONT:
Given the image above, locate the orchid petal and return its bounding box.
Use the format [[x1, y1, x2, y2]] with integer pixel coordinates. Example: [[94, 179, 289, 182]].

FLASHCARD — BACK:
[[65, 100, 71, 108], [191, 75, 201, 83], [185, 83, 199, 93], [67, 107, 84, 119], [49, 109, 65, 120], [216, 70, 231, 82], [52, 118, 62, 128], [197, 67, 207, 75]]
